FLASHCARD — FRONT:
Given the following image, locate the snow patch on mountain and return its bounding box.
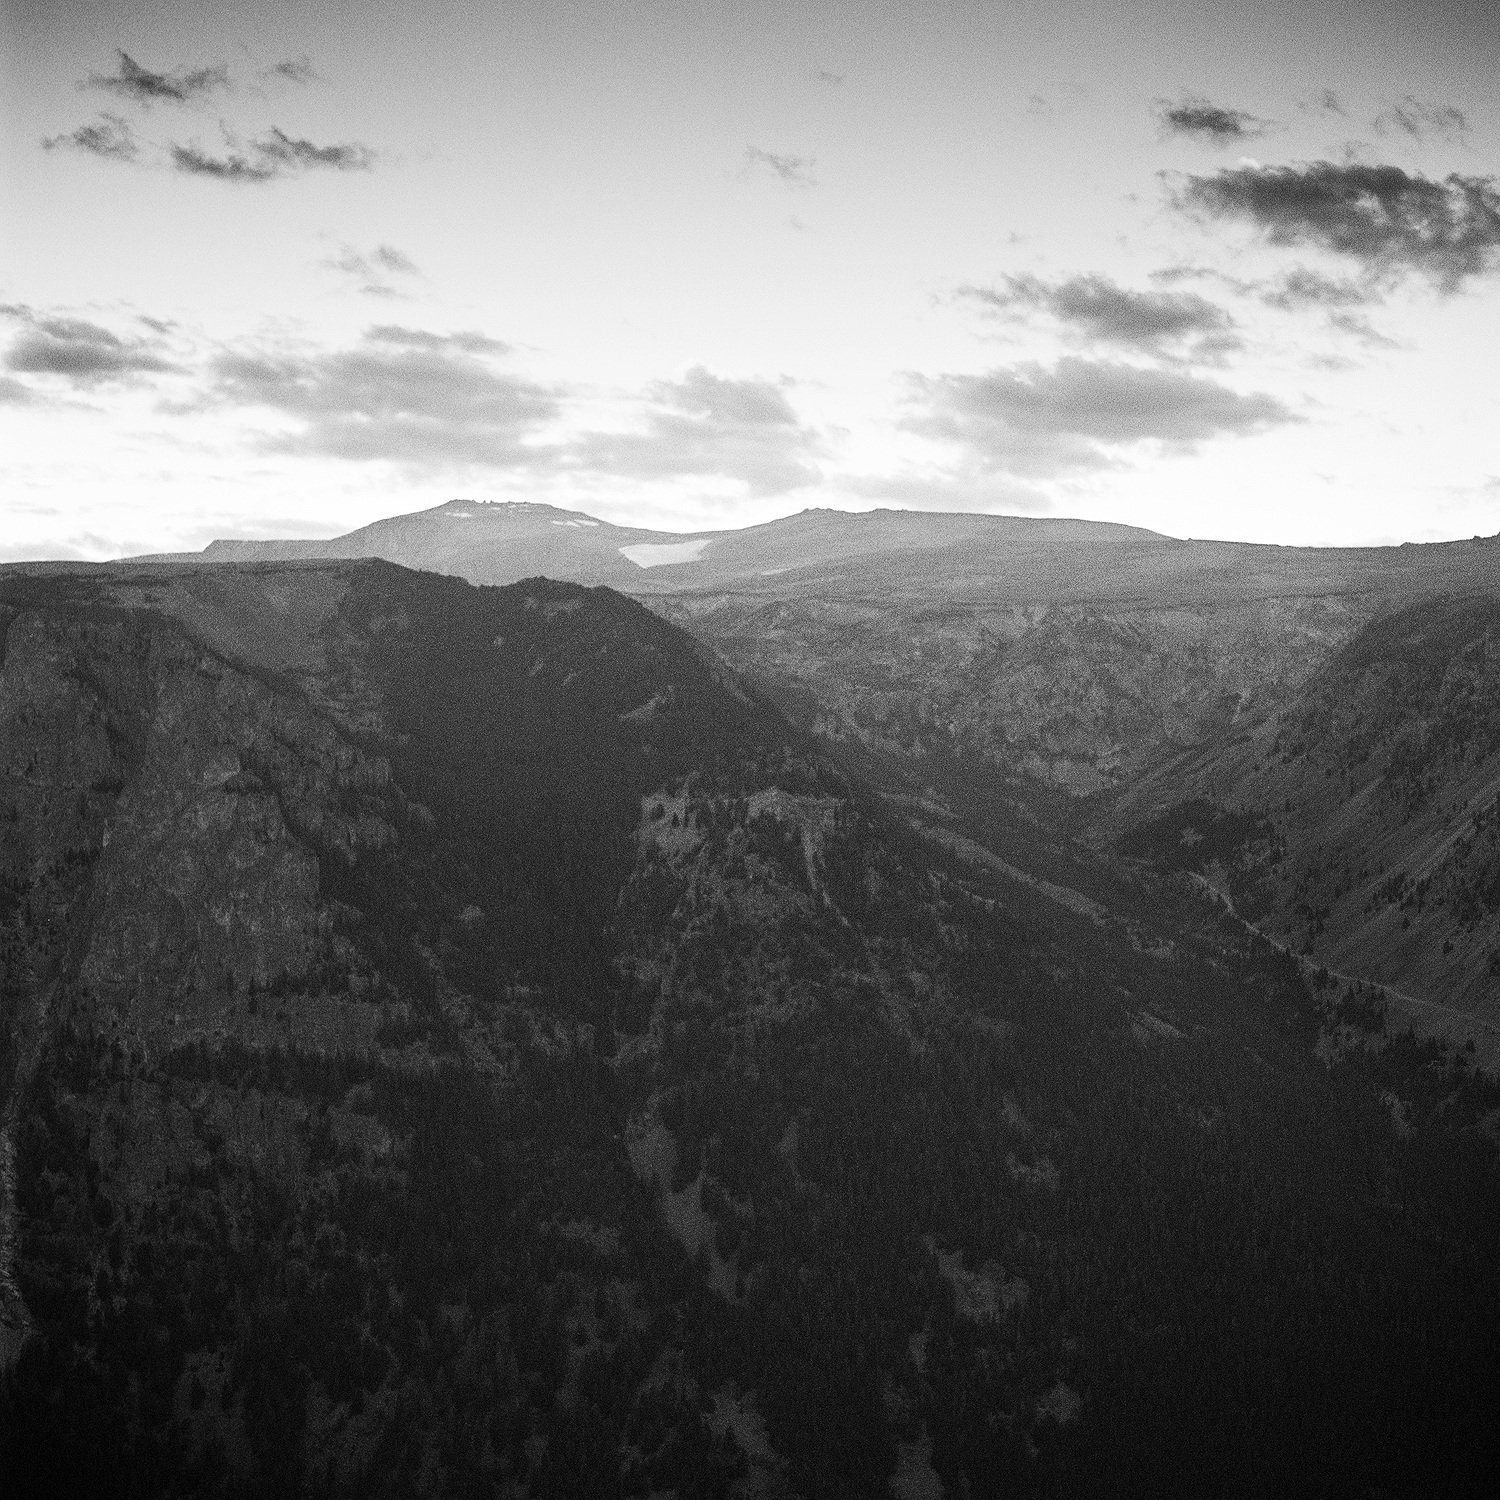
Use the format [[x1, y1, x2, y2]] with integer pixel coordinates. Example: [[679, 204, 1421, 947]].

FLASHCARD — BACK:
[[620, 539, 712, 568]]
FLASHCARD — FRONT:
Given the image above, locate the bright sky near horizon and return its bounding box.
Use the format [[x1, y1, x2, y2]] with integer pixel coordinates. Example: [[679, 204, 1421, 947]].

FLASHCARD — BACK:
[[3, 0, 1499, 558]]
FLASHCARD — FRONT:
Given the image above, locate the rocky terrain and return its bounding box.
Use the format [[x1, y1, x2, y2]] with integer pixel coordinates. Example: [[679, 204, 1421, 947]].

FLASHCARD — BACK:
[[159, 500, 1500, 1025], [1098, 596, 1500, 1021], [5, 558, 1500, 1497]]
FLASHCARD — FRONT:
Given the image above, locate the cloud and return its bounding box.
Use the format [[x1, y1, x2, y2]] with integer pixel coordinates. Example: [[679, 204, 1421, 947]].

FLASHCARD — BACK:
[[42, 112, 139, 161], [959, 274, 1239, 360], [1298, 89, 1346, 118], [253, 127, 374, 172], [1261, 267, 1375, 309], [327, 244, 422, 296], [812, 69, 845, 85], [0, 376, 34, 405], [1157, 96, 1271, 142], [1326, 311, 1400, 349], [1254, 269, 1395, 346], [568, 367, 823, 495], [208, 329, 556, 467], [171, 128, 375, 182], [908, 358, 1295, 476], [1023, 85, 1089, 124], [170, 141, 277, 182], [261, 58, 317, 86], [87, 50, 229, 106], [1176, 161, 1500, 291], [365, 325, 505, 354], [1374, 97, 1469, 144], [369, 245, 418, 275], [743, 147, 817, 189], [2, 308, 179, 384]]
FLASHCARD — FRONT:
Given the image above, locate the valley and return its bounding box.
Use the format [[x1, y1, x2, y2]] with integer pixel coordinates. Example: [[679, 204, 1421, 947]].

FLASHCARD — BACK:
[[3, 515, 1500, 1496], [182, 497, 1500, 1029]]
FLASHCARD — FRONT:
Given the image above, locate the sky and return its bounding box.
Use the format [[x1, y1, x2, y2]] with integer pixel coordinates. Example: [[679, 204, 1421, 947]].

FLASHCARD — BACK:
[[3, 0, 1500, 558]]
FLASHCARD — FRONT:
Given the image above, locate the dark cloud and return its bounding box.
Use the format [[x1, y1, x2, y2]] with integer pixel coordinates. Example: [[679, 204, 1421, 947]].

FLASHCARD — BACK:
[[0, 376, 34, 405], [87, 50, 229, 106], [743, 147, 817, 189], [1156, 96, 1270, 142], [1374, 97, 1469, 143], [3, 309, 179, 384], [171, 128, 375, 182], [568, 368, 822, 495], [209, 331, 555, 467], [812, 69, 845, 85], [960, 274, 1239, 360], [909, 358, 1295, 476], [42, 112, 139, 161], [253, 127, 374, 173], [1176, 161, 1500, 291], [170, 142, 278, 183]]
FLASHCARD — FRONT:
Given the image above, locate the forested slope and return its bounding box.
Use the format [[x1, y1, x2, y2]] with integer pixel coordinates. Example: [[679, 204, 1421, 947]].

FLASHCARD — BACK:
[[1, 562, 1497, 1498]]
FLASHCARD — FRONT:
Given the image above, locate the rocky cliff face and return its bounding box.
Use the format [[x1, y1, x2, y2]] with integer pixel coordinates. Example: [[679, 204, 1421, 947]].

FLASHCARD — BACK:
[[1098, 595, 1500, 1022], [3, 562, 1500, 1499], [651, 592, 1367, 796]]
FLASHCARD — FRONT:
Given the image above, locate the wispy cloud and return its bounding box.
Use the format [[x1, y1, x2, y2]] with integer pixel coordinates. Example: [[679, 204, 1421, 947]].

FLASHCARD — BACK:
[[567, 368, 823, 495], [1, 306, 180, 385], [1175, 161, 1500, 291], [1260, 267, 1394, 344], [172, 128, 376, 182], [1326, 311, 1400, 349], [207, 327, 556, 466], [366, 325, 503, 354], [908, 358, 1295, 477], [170, 142, 277, 183], [1156, 96, 1272, 143], [742, 147, 817, 189], [1261, 267, 1375, 310], [1374, 96, 1469, 144], [326, 244, 422, 296], [87, 50, 230, 107], [367, 246, 419, 276], [959, 274, 1240, 362], [47, 51, 371, 185], [260, 58, 317, 86], [1298, 89, 1346, 118], [253, 127, 374, 172], [42, 113, 139, 161]]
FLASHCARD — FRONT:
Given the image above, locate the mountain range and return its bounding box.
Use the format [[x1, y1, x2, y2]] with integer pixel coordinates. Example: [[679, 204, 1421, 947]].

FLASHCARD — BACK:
[[2, 512, 1499, 1496], [151, 500, 1500, 1035]]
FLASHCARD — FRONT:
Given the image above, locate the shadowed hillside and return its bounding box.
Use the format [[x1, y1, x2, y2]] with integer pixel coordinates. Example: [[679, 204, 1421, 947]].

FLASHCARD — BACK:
[[3, 561, 1500, 1498]]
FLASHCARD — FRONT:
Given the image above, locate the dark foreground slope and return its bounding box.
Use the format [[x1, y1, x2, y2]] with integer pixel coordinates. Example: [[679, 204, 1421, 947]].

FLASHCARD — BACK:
[[2, 562, 1499, 1499]]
